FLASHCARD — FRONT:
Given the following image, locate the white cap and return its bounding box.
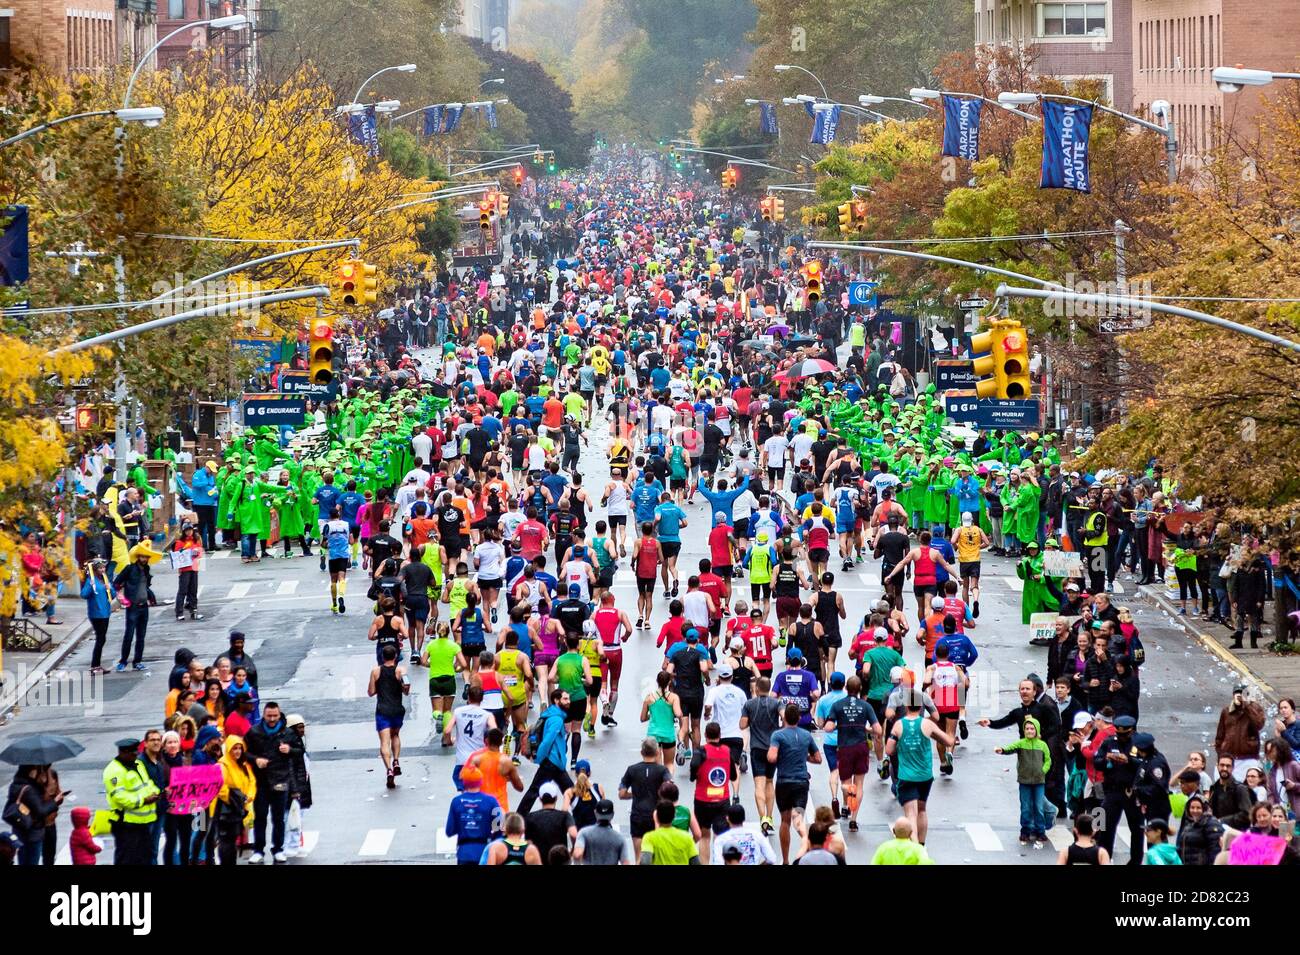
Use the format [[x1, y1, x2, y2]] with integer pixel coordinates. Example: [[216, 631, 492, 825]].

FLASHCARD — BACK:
[[961, 511, 973, 526], [717, 663, 734, 678], [1072, 711, 1094, 730], [538, 782, 562, 801], [889, 666, 904, 683], [873, 627, 889, 641], [931, 596, 945, 610], [730, 636, 745, 650]]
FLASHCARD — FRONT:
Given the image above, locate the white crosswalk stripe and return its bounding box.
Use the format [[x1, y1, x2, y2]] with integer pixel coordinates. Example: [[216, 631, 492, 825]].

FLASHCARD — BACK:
[[358, 828, 395, 857], [298, 831, 320, 857], [1046, 827, 1073, 850], [1002, 576, 1023, 592], [276, 579, 299, 595], [962, 821, 1004, 852], [208, 549, 233, 560], [227, 582, 253, 599]]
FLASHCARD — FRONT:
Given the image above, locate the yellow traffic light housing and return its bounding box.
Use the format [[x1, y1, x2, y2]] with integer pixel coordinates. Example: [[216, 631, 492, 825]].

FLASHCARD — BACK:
[[760, 198, 773, 222], [837, 202, 853, 235], [357, 261, 378, 306], [773, 197, 785, 221], [513, 165, 523, 187], [308, 316, 335, 384], [970, 319, 1033, 399], [803, 260, 823, 304], [479, 200, 492, 232], [335, 259, 357, 307], [496, 192, 510, 218]]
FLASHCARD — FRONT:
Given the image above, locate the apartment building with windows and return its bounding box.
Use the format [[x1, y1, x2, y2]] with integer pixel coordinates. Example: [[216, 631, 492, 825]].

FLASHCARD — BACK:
[[975, 0, 1135, 109]]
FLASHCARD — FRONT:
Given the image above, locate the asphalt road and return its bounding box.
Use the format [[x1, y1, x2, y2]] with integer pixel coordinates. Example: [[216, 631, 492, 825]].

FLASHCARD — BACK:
[[0, 349, 1250, 865]]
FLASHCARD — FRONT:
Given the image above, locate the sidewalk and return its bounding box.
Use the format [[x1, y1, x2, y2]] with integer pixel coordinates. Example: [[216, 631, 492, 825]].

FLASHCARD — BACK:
[[0, 600, 92, 722], [1136, 581, 1299, 701]]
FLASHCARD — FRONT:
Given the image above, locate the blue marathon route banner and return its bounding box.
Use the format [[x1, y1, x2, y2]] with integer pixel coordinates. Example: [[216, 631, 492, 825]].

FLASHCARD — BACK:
[[423, 105, 445, 136], [443, 105, 464, 133], [810, 105, 840, 145], [759, 102, 779, 136], [1040, 100, 1093, 192], [942, 95, 982, 161], [241, 393, 307, 426]]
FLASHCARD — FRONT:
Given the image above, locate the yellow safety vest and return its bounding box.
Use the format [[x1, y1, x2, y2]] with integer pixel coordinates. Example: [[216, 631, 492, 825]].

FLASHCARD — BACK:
[[102, 757, 160, 825], [1082, 512, 1108, 547]]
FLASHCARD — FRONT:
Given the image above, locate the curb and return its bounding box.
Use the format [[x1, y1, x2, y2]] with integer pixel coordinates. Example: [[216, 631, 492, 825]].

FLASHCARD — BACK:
[[1136, 585, 1276, 700], [0, 617, 93, 722]]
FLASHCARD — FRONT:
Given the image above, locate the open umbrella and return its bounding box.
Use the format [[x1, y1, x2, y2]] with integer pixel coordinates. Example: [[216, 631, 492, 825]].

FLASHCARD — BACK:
[[778, 358, 838, 379], [0, 733, 84, 765], [765, 323, 791, 338]]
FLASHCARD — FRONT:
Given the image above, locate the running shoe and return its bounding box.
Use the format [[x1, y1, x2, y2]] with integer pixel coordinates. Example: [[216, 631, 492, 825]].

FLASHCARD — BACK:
[[973, 600, 980, 619], [331, 603, 338, 615], [663, 590, 671, 600], [959, 719, 969, 740], [337, 597, 345, 614], [190, 612, 204, 621], [848, 820, 859, 832], [636, 616, 644, 630], [1019, 835, 1030, 846], [1033, 839, 1046, 849], [133, 663, 148, 671], [878, 756, 890, 780], [89, 666, 105, 675], [392, 760, 402, 777], [386, 771, 396, 789], [582, 713, 593, 734], [760, 817, 775, 836], [738, 750, 748, 774], [606, 714, 618, 727], [114, 662, 127, 672], [675, 747, 688, 766], [671, 580, 679, 597]]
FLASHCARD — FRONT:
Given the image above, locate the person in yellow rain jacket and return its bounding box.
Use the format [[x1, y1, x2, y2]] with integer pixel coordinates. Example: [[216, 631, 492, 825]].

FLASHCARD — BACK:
[[103, 737, 161, 865], [213, 735, 257, 866], [100, 484, 132, 578]]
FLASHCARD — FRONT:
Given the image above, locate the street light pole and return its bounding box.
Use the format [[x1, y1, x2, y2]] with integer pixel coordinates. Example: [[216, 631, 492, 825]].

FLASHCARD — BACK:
[[774, 64, 828, 100], [353, 64, 417, 104]]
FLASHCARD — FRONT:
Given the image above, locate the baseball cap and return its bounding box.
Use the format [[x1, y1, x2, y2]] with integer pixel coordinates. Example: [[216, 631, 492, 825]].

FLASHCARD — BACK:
[[568, 583, 582, 597], [757, 531, 769, 542], [829, 672, 846, 689], [538, 782, 562, 802], [931, 596, 945, 610], [786, 648, 804, 663], [459, 765, 483, 785], [1072, 711, 1093, 730], [575, 759, 592, 775], [285, 714, 306, 729], [961, 512, 973, 526], [714, 511, 727, 525], [1065, 581, 1080, 591], [730, 636, 745, 650], [873, 626, 889, 642], [750, 607, 763, 618], [1114, 715, 1137, 729], [685, 629, 699, 642], [595, 799, 616, 821], [717, 663, 734, 678]]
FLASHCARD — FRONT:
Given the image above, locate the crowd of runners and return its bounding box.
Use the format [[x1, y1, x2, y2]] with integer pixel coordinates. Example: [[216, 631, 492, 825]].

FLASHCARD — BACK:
[[7, 151, 1297, 869]]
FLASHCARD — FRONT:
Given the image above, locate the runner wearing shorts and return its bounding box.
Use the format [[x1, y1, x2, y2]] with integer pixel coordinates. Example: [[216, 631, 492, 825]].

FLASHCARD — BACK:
[[887, 703, 955, 846], [950, 513, 990, 619], [740, 677, 782, 835], [633, 522, 662, 629], [592, 593, 632, 727]]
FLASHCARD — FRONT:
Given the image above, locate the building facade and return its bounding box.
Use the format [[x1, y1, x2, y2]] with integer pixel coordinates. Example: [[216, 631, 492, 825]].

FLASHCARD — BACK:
[[975, 0, 1136, 109], [977, 1, 1300, 165], [454, 0, 511, 48], [1, 0, 136, 75]]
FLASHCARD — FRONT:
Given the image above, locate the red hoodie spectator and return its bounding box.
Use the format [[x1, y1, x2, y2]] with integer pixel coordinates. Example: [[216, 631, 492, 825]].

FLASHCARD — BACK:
[[69, 806, 100, 865]]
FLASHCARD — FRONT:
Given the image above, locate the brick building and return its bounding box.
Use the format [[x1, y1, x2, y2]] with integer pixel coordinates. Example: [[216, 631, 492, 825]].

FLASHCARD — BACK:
[[0, 0, 156, 76], [1132, 1, 1300, 162], [976, 1, 1300, 166], [975, 0, 1136, 109]]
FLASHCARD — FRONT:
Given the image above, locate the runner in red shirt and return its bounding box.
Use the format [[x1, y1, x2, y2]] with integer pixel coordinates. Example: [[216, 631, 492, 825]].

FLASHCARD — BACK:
[[707, 514, 736, 609], [740, 606, 776, 679], [633, 524, 662, 630], [513, 510, 548, 561], [696, 559, 727, 641]]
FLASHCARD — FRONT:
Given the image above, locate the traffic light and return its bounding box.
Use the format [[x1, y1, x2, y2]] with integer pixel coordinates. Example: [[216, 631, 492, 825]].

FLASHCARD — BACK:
[[760, 198, 774, 222], [721, 168, 738, 190], [852, 199, 868, 223], [802, 260, 822, 304], [334, 259, 358, 307], [356, 260, 378, 306], [773, 197, 785, 221], [496, 191, 510, 217], [970, 319, 1033, 399], [533, 150, 543, 164], [547, 160, 556, 173], [479, 199, 493, 232], [837, 202, 854, 235], [513, 165, 523, 187], [75, 405, 100, 432], [308, 316, 335, 384]]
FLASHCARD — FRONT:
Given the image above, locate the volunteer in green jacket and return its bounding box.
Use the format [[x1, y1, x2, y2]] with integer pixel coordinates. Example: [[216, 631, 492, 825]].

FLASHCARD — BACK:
[[103, 737, 161, 865]]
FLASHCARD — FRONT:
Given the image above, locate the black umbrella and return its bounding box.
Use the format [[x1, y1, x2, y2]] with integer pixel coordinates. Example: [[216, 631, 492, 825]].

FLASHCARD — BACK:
[[0, 733, 85, 765]]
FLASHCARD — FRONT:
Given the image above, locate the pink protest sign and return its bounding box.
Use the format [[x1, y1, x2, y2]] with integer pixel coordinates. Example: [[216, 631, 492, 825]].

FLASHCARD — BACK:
[[166, 764, 224, 815], [1228, 831, 1286, 866]]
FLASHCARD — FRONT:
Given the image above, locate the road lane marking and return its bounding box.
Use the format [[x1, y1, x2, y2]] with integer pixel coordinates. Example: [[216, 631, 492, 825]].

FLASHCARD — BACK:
[[1046, 827, 1072, 850], [298, 831, 319, 857], [227, 582, 252, 599], [963, 822, 1003, 852], [359, 828, 395, 856], [1002, 576, 1023, 592], [277, 579, 299, 595]]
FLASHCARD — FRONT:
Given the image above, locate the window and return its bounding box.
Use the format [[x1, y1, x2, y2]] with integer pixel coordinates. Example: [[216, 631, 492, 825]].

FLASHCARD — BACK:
[[0, 16, 11, 70], [1039, 3, 1107, 38], [169, 0, 184, 17]]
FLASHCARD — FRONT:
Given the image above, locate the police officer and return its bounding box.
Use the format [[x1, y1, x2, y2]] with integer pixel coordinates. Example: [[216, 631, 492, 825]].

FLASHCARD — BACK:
[[103, 738, 160, 865], [1082, 505, 1108, 596], [1131, 732, 1172, 826], [1090, 714, 1144, 865]]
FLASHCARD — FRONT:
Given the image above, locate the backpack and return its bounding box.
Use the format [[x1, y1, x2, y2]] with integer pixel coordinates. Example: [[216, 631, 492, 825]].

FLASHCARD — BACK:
[[526, 712, 551, 760]]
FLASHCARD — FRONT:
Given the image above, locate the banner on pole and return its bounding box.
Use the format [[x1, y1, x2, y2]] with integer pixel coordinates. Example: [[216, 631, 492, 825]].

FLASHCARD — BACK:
[[1040, 100, 1093, 192], [942, 95, 982, 161], [759, 102, 779, 136], [423, 105, 444, 136], [810, 105, 840, 145], [485, 103, 498, 129], [443, 105, 464, 133]]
